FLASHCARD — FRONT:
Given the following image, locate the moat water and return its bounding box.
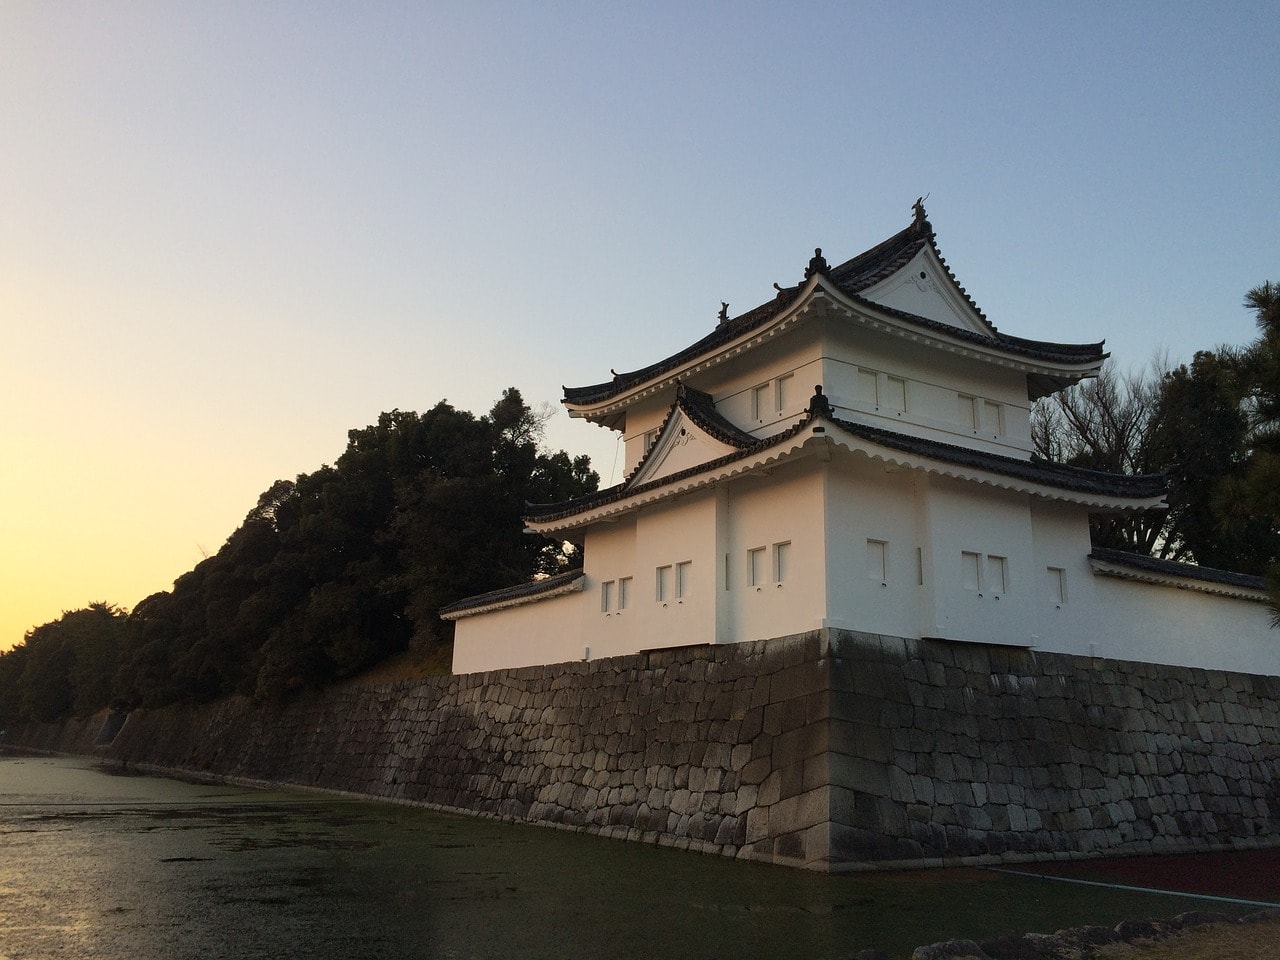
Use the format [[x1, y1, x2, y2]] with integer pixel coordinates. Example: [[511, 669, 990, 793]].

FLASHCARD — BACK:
[[0, 753, 1219, 960]]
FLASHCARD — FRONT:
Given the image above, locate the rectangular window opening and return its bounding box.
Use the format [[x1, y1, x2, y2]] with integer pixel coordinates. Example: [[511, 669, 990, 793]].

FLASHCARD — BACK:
[[600, 580, 614, 613], [856, 368, 879, 406], [962, 551, 982, 592], [773, 541, 791, 583], [775, 374, 793, 415], [752, 383, 770, 421], [1047, 567, 1066, 606], [748, 547, 766, 587], [959, 394, 979, 431], [984, 400, 1005, 437], [867, 539, 888, 583], [988, 555, 1008, 595], [656, 565, 672, 602], [675, 561, 692, 598], [885, 376, 906, 413], [618, 576, 631, 610]]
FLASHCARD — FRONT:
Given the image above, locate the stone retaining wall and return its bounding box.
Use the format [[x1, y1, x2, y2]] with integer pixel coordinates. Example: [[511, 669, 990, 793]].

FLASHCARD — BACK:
[[8, 630, 1279, 871], [828, 633, 1280, 868]]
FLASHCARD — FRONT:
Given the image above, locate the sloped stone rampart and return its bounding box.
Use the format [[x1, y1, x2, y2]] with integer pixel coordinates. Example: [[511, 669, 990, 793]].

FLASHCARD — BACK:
[[7, 629, 1279, 870], [828, 632, 1280, 868], [97, 633, 832, 869]]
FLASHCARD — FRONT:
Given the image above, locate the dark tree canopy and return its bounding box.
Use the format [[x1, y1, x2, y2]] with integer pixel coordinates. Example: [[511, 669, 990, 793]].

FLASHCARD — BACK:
[[0, 603, 126, 726], [1, 390, 597, 721], [1034, 279, 1280, 623], [1031, 360, 1169, 556]]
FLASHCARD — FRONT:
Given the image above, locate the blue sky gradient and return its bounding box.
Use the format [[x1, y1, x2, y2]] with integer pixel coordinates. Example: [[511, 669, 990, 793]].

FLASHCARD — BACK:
[[3, 2, 1277, 648]]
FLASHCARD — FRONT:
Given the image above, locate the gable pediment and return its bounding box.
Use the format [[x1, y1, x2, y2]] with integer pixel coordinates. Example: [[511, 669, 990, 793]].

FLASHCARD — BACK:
[[856, 247, 995, 338], [628, 405, 741, 487]]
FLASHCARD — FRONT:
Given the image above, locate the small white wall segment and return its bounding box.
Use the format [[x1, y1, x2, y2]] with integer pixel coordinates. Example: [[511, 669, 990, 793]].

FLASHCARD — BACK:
[[447, 204, 1278, 677], [450, 588, 584, 674]]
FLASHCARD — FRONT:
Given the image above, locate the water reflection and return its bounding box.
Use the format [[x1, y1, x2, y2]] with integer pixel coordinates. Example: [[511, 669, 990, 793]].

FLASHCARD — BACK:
[[0, 755, 1229, 960]]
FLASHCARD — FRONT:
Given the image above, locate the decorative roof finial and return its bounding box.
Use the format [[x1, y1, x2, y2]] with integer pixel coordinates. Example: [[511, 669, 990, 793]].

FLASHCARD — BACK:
[[912, 194, 932, 234], [803, 247, 829, 280], [806, 384, 834, 418], [718, 301, 729, 325]]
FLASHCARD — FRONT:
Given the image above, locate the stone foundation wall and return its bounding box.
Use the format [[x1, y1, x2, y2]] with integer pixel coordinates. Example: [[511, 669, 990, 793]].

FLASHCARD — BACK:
[[84, 633, 831, 869], [828, 632, 1280, 868], [7, 630, 1279, 871]]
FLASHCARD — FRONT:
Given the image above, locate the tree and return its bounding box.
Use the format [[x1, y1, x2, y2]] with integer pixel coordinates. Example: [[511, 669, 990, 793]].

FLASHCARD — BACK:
[[1033, 281, 1280, 620], [0, 643, 30, 727], [1032, 360, 1171, 555], [115, 388, 600, 704], [1146, 350, 1272, 570], [0, 604, 127, 723], [1235, 280, 1280, 622]]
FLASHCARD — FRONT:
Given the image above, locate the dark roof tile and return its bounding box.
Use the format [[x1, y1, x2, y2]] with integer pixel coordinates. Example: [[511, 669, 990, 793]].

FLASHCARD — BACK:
[[1089, 548, 1266, 591], [564, 209, 1103, 407], [438, 567, 584, 616], [526, 413, 1165, 525], [829, 418, 1167, 499]]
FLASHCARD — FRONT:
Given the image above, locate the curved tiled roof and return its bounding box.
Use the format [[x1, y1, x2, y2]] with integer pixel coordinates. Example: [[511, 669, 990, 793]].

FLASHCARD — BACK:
[[1089, 548, 1266, 591], [846, 295, 1104, 366], [438, 567, 585, 618], [526, 411, 1166, 525], [563, 290, 801, 406], [828, 418, 1167, 499], [563, 209, 1104, 408]]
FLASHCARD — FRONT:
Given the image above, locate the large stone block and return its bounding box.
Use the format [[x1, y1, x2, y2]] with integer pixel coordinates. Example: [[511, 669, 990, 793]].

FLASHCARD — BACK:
[[830, 753, 892, 798]]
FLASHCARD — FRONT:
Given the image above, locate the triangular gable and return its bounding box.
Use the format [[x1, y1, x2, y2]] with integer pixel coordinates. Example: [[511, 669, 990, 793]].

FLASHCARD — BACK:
[[857, 246, 996, 338], [627, 403, 741, 487], [526, 410, 1166, 534]]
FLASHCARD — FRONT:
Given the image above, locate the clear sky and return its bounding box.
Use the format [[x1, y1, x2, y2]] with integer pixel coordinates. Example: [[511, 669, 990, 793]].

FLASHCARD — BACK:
[[2, 2, 1277, 651]]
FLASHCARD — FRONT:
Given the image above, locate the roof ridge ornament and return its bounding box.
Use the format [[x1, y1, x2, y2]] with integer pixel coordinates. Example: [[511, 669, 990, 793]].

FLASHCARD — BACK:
[[803, 248, 830, 281], [806, 384, 834, 418], [913, 195, 933, 235], [717, 301, 729, 325]]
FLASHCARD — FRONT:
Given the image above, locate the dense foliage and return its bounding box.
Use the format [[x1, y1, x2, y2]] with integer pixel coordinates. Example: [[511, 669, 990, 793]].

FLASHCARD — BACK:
[[0, 603, 126, 727], [1033, 280, 1280, 620], [0, 390, 597, 723]]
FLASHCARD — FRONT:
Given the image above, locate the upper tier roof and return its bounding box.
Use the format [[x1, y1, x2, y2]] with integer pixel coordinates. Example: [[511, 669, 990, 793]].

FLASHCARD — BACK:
[[563, 204, 1105, 411]]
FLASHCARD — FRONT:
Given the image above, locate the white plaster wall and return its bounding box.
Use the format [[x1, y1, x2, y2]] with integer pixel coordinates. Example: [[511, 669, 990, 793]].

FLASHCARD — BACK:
[[821, 320, 1034, 458], [920, 475, 1038, 645], [726, 461, 827, 641], [615, 301, 1040, 479], [1027, 499, 1280, 674], [710, 334, 823, 438], [580, 517, 640, 660], [1027, 498, 1100, 653], [824, 457, 925, 637], [632, 490, 719, 651], [1083, 577, 1278, 675], [451, 590, 585, 674]]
